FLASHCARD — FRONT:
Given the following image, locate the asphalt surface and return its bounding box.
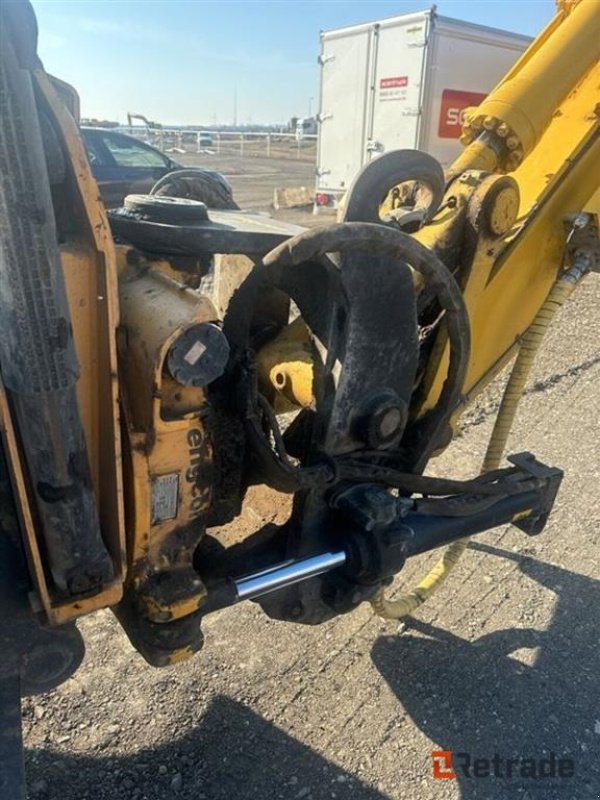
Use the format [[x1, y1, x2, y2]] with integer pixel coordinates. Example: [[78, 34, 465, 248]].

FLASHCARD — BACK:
[[21, 158, 600, 800]]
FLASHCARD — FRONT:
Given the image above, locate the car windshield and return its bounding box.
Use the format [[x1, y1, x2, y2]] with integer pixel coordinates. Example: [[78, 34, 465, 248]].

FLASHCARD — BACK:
[[83, 134, 104, 166], [101, 133, 168, 168]]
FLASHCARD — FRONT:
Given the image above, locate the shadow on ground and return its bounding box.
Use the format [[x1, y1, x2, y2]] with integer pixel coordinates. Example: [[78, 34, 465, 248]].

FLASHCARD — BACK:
[[371, 545, 599, 799], [26, 694, 388, 800]]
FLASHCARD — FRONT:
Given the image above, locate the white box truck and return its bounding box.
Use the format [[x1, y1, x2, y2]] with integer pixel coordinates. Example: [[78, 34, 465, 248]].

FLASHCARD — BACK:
[[315, 9, 530, 209]]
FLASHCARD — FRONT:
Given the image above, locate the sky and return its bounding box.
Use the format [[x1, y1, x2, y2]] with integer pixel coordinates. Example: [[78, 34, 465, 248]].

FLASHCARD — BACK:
[[30, 0, 556, 126]]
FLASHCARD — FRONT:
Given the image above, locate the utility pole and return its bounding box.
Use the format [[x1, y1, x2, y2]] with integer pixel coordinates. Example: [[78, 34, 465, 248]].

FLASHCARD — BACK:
[[233, 88, 238, 128]]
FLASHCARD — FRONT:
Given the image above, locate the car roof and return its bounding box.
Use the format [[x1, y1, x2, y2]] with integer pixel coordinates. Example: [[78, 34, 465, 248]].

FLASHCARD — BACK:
[[81, 127, 156, 139]]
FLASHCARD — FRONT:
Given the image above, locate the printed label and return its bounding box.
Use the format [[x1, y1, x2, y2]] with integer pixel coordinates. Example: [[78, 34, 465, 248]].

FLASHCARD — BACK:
[[184, 339, 207, 366], [380, 76, 409, 89], [151, 473, 179, 524], [379, 75, 409, 103]]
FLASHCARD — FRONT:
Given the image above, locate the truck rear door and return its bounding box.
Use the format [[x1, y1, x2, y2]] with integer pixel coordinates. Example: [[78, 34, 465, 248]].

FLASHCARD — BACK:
[[317, 26, 373, 193], [368, 14, 429, 160]]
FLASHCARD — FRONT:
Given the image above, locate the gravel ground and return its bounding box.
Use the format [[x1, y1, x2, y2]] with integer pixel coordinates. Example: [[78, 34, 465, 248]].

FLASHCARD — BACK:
[[176, 151, 320, 223], [21, 160, 600, 800]]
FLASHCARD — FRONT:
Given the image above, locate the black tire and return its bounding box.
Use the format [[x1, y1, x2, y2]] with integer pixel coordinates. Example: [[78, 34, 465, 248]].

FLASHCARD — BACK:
[[342, 149, 445, 225], [150, 168, 239, 210], [123, 194, 210, 224]]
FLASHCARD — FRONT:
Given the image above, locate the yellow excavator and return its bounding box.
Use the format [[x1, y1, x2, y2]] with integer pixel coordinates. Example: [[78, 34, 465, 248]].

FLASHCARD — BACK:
[[0, 0, 598, 793]]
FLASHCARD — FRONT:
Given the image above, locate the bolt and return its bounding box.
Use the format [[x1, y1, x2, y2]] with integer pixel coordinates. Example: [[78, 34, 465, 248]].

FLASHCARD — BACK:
[[506, 152, 521, 171], [483, 116, 497, 131], [506, 136, 520, 151], [356, 392, 407, 449], [496, 123, 509, 138], [377, 407, 403, 439], [572, 213, 589, 229]]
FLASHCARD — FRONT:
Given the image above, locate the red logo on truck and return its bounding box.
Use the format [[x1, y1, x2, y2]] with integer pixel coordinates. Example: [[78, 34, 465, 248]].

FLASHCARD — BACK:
[[438, 89, 487, 138], [380, 76, 408, 89]]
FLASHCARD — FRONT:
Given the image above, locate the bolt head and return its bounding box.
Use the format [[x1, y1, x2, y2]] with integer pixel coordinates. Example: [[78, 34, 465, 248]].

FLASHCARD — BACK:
[[356, 391, 408, 449]]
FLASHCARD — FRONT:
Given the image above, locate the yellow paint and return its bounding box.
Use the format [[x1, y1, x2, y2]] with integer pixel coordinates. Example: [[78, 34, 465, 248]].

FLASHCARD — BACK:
[[461, 0, 600, 166], [256, 318, 315, 411], [419, 0, 600, 418], [117, 259, 217, 630], [0, 70, 126, 624], [168, 647, 195, 665]]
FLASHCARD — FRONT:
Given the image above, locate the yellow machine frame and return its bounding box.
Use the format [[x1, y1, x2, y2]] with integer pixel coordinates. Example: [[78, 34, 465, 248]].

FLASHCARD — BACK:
[[0, 0, 598, 650]]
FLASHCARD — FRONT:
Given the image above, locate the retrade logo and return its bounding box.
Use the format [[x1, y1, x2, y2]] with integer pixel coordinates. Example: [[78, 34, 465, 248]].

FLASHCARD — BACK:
[[438, 89, 487, 138], [431, 750, 576, 780], [432, 751, 456, 779]]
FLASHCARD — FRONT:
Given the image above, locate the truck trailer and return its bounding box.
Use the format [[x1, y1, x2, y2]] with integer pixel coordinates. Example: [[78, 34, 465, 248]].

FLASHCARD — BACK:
[[315, 9, 531, 209]]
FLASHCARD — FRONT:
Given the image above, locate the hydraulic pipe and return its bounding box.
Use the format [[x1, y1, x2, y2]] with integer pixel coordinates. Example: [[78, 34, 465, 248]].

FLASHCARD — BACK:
[[234, 551, 347, 601], [397, 491, 539, 558], [451, 0, 600, 174], [203, 475, 554, 614], [201, 551, 346, 614]]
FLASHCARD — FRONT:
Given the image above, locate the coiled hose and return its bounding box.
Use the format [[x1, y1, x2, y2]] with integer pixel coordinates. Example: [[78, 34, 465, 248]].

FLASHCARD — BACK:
[[371, 258, 590, 621]]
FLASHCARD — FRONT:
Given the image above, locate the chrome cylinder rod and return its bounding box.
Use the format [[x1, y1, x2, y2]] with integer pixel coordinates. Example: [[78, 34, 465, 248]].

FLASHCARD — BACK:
[[234, 551, 346, 602]]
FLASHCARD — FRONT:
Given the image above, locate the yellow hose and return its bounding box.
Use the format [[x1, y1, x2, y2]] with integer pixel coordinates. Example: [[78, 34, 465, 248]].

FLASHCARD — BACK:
[[371, 264, 586, 620]]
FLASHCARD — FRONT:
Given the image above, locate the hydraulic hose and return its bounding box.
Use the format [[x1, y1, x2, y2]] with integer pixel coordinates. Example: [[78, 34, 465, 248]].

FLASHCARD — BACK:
[[371, 256, 591, 620]]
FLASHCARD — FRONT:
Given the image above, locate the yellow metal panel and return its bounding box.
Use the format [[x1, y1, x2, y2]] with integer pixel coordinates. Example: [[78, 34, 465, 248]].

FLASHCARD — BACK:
[[20, 71, 128, 621]]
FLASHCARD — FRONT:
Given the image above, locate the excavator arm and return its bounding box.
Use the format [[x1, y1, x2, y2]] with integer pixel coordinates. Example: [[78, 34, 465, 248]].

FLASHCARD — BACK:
[[126, 112, 161, 129], [0, 0, 598, 793]]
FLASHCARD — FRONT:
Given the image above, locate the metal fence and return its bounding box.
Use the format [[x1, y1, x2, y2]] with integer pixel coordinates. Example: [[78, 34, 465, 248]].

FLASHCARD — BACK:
[[121, 127, 317, 162]]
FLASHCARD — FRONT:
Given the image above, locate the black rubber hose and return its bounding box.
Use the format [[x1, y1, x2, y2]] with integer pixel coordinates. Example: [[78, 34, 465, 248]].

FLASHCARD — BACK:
[[264, 223, 469, 450], [342, 149, 445, 225], [227, 222, 469, 485]]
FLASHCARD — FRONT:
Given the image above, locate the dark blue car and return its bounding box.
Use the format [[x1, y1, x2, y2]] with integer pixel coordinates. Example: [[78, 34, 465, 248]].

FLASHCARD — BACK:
[[81, 127, 236, 210], [81, 127, 181, 207]]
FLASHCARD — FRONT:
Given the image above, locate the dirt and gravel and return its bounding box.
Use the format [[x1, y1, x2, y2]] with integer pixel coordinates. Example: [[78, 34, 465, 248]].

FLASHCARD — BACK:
[[176, 151, 320, 224], [22, 154, 599, 800]]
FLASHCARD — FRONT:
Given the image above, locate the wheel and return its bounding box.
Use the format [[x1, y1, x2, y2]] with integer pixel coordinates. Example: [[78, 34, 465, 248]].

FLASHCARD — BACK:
[[150, 168, 239, 210], [342, 149, 445, 228]]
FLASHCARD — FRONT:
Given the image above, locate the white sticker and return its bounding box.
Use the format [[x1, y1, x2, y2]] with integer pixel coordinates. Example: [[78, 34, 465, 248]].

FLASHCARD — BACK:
[[151, 473, 179, 524], [184, 340, 207, 365]]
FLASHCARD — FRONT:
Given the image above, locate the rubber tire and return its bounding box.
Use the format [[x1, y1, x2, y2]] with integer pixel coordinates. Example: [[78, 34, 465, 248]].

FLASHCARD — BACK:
[[151, 169, 239, 210], [123, 194, 210, 224], [342, 149, 445, 225]]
